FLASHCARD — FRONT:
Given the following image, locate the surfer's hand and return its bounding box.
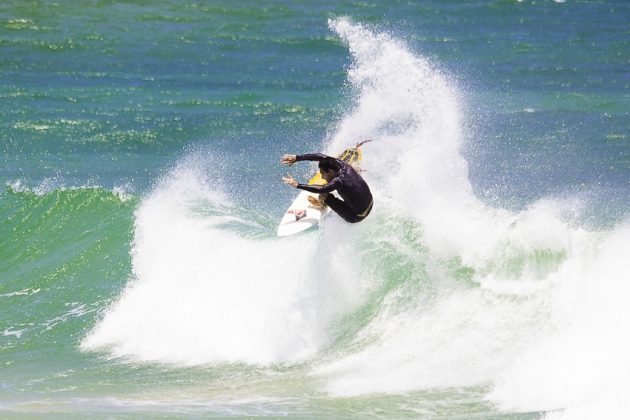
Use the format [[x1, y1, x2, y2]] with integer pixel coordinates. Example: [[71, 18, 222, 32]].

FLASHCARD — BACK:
[[281, 154, 297, 166], [282, 174, 298, 188]]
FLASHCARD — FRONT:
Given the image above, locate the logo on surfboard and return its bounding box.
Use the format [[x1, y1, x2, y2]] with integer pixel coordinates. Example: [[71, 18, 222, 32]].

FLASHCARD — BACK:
[[287, 209, 307, 221]]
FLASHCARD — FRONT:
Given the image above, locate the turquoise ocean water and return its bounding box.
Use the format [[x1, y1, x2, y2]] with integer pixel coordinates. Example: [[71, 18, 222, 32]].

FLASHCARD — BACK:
[[1, 1, 628, 418]]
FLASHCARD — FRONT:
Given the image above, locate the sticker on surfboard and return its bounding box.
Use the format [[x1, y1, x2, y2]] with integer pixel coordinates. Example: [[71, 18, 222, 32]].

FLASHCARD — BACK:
[[287, 209, 306, 221]]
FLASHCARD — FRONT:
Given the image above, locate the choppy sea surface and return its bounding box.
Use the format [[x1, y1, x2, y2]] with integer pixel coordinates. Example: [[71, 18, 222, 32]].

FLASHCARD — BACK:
[[1, 1, 628, 418]]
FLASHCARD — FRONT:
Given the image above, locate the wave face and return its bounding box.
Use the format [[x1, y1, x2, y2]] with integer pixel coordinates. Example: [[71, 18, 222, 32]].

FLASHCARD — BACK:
[[1, 183, 135, 360], [79, 17, 630, 418]]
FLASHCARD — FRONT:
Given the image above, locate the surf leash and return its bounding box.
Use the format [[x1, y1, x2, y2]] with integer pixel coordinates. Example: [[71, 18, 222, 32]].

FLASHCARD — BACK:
[[354, 139, 373, 148]]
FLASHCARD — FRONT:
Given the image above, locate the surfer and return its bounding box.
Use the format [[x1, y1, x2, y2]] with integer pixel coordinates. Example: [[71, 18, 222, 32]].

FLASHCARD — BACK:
[[281, 153, 373, 223]]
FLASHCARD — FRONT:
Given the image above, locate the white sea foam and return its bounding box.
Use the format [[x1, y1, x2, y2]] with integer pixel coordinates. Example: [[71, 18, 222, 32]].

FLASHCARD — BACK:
[[43, 302, 89, 332], [0, 287, 41, 298], [82, 162, 367, 365], [112, 183, 134, 202], [6, 178, 134, 201], [3, 328, 26, 339], [489, 222, 630, 418]]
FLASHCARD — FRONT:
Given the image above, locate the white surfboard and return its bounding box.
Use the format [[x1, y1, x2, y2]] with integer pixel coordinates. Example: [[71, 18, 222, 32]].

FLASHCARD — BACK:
[[277, 144, 366, 237], [276, 190, 330, 237]]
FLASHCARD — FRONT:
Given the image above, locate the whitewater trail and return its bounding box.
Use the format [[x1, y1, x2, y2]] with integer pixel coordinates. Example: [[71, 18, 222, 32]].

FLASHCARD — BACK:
[[83, 17, 630, 419]]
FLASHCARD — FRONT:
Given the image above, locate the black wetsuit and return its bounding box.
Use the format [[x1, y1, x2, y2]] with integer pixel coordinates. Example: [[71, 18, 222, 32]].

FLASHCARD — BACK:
[[295, 153, 373, 223]]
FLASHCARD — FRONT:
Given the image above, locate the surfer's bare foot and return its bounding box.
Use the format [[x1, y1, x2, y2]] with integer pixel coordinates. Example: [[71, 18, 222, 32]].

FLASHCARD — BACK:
[[307, 196, 321, 207], [308, 195, 326, 208]]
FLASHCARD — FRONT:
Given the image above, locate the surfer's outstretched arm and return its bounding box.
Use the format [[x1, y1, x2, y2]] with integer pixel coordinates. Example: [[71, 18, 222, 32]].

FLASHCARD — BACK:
[[282, 173, 339, 193], [295, 153, 329, 162], [281, 153, 331, 166], [296, 178, 341, 194]]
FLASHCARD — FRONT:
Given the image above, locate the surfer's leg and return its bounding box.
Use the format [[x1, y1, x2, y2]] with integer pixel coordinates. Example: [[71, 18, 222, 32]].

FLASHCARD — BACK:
[[324, 195, 360, 223]]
